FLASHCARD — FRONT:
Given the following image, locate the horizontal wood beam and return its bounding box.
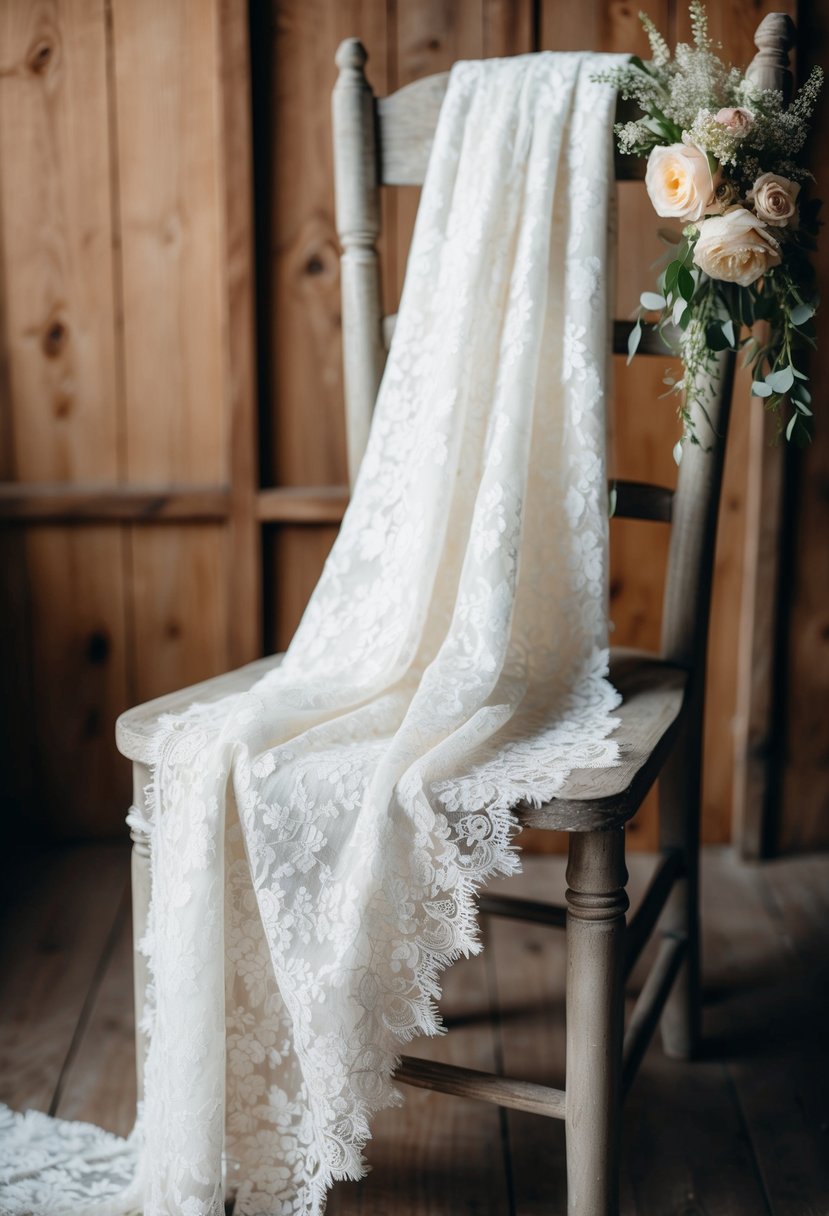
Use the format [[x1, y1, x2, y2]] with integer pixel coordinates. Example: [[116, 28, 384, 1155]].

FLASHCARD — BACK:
[[397, 1055, 566, 1119], [0, 484, 231, 522], [622, 931, 688, 1096], [478, 891, 567, 928], [256, 486, 349, 524], [624, 849, 684, 977], [383, 315, 682, 361], [0, 484, 351, 526]]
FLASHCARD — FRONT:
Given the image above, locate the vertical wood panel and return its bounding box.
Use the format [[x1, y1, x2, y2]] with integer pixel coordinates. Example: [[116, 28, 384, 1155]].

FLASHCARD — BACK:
[[26, 527, 130, 838], [111, 0, 234, 707], [0, 0, 130, 839], [112, 0, 226, 485], [268, 524, 340, 652], [0, 0, 120, 482], [219, 0, 261, 667], [130, 526, 229, 702], [780, 0, 828, 852]]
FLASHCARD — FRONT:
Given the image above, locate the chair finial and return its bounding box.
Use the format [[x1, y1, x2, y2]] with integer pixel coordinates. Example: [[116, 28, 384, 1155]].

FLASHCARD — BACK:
[[336, 39, 368, 73], [746, 13, 796, 102]]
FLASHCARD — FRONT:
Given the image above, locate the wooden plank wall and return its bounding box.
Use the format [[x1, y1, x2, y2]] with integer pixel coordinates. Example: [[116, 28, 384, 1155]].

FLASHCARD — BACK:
[[780, 2, 829, 851], [1, 0, 822, 855], [0, 0, 253, 843]]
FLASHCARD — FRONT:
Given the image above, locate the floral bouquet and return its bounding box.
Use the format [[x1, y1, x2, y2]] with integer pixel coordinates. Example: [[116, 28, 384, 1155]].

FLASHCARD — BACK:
[[596, 3, 823, 460]]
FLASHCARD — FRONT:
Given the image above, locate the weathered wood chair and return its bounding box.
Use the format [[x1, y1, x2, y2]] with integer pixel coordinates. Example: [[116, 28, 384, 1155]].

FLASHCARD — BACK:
[[117, 15, 795, 1215]]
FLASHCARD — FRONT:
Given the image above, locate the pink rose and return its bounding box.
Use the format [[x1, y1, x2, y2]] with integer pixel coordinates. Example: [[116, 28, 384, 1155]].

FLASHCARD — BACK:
[[714, 107, 755, 136], [747, 172, 801, 228]]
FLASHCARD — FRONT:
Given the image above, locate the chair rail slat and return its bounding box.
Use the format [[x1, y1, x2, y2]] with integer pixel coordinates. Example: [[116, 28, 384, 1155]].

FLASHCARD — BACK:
[[613, 480, 673, 524], [377, 78, 649, 187], [397, 1056, 567, 1119], [384, 315, 681, 360], [612, 319, 682, 358]]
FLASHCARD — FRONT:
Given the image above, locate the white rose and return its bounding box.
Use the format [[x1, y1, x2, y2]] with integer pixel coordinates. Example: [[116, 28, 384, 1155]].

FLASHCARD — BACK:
[[714, 106, 755, 136], [693, 207, 781, 286], [747, 172, 800, 228], [645, 142, 718, 222]]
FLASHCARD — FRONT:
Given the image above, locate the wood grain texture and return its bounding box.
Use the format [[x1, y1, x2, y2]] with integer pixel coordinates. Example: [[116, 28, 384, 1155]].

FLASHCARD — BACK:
[[778, 0, 829, 853], [52, 892, 136, 1135], [219, 0, 262, 667], [5, 845, 829, 1210], [0, 483, 231, 521], [0, 844, 128, 1114], [268, 524, 340, 651], [0, 0, 132, 839], [0, 0, 120, 483], [129, 525, 230, 704], [111, 0, 226, 486], [25, 527, 131, 838]]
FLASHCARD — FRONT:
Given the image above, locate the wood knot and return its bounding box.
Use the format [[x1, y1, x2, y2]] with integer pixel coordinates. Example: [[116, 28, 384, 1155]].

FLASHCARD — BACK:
[[86, 631, 110, 664], [27, 39, 54, 74], [53, 391, 73, 419], [165, 620, 182, 640], [43, 318, 68, 358]]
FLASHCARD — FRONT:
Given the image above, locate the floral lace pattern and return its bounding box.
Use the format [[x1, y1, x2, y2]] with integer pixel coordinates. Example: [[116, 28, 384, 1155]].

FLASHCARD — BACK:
[[0, 52, 625, 1216]]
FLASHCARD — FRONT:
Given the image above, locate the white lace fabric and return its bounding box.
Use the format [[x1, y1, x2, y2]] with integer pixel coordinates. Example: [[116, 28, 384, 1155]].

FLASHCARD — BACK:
[[1, 52, 626, 1216]]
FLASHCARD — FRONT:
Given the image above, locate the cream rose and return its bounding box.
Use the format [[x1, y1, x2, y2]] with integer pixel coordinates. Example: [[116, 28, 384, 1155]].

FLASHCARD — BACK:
[[693, 207, 781, 286], [645, 142, 718, 222], [748, 172, 800, 228], [714, 106, 754, 136]]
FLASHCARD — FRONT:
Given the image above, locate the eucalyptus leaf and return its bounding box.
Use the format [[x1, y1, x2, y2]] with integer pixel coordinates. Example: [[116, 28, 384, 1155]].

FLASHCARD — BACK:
[[752, 380, 773, 398], [795, 400, 813, 416], [627, 320, 642, 365], [672, 297, 687, 327], [767, 366, 795, 393], [673, 440, 684, 466], [790, 302, 815, 326], [608, 486, 618, 518], [721, 318, 736, 348], [640, 291, 666, 311], [786, 413, 798, 441]]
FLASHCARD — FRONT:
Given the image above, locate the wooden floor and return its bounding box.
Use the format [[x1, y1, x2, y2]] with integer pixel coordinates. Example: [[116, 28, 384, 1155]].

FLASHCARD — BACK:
[[1, 844, 827, 1215]]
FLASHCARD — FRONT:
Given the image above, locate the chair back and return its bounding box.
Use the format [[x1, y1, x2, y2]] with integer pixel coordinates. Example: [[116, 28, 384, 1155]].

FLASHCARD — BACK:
[[331, 15, 795, 685]]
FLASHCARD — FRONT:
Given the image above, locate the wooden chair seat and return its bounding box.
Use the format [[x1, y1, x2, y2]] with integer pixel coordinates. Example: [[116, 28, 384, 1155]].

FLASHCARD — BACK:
[[117, 648, 686, 832], [520, 649, 687, 833]]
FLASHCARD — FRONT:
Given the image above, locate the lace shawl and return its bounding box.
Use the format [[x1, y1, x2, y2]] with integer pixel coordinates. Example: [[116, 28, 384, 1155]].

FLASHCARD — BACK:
[[0, 51, 625, 1216]]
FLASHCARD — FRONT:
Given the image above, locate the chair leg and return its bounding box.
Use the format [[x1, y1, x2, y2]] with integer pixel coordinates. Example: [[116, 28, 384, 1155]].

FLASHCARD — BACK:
[[128, 761, 152, 1105], [658, 713, 703, 1059], [565, 828, 628, 1216]]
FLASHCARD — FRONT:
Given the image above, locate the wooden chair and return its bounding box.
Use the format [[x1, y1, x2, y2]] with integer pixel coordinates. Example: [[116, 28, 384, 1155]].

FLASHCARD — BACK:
[[117, 15, 795, 1215]]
